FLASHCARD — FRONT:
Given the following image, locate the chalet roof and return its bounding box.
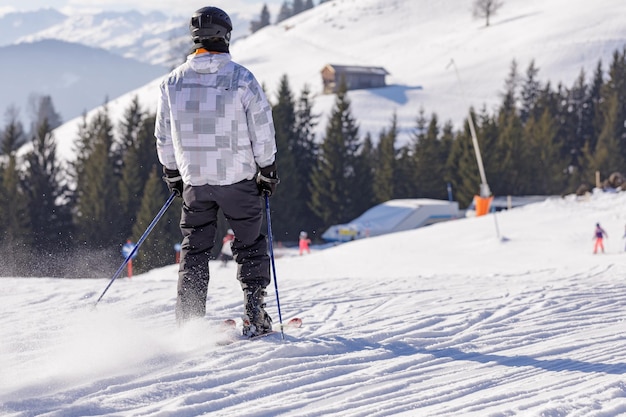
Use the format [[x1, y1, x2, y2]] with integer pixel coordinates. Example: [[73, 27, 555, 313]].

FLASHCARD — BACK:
[[322, 64, 389, 76]]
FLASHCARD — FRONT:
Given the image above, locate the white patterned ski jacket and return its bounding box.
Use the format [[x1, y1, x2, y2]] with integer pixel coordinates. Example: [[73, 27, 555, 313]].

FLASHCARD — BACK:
[[155, 51, 276, 186]]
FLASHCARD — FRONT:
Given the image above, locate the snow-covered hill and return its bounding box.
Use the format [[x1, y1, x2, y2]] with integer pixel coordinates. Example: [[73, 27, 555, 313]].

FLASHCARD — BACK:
[[48, 0, 626, 165], [3, 189, 626, 416]]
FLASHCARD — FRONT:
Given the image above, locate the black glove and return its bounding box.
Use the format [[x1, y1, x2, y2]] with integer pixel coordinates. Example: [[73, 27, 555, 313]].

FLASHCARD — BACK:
[[162, 167, 183, 197], [256, 162, 280, 196]]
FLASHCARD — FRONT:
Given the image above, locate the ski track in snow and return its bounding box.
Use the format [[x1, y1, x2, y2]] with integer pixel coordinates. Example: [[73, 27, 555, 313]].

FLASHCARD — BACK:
[[3, 193, 626, 416]]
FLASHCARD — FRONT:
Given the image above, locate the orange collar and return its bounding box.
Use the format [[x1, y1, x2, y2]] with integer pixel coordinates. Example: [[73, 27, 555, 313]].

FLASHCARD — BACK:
[[194, 48, 223, 55]]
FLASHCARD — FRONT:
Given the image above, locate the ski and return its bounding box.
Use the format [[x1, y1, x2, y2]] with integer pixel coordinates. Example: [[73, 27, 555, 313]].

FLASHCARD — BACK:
[[222, 318, 237, 328], [222, 317, 302, 330], [217, 317, 302, 345], [284, 317, 303, 328]]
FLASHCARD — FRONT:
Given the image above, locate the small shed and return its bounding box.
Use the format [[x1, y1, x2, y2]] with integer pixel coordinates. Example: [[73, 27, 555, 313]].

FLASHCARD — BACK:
[[321, 64, 389, 94]]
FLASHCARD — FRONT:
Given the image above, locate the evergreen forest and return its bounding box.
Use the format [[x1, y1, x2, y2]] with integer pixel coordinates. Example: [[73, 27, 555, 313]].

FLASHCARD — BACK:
[[2, 48, 626, 277]]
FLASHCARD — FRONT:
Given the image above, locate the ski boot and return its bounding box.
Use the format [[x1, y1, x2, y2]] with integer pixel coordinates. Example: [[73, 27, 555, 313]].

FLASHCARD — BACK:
[[242, 286, 273, 337]]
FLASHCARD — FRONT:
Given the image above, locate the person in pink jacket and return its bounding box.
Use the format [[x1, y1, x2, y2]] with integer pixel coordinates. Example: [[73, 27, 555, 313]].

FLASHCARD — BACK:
[[593, 223, 608, 254], [299, 231, 311, 256]]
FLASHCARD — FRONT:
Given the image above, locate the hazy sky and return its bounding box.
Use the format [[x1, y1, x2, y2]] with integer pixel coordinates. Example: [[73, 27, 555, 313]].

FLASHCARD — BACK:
[[0, 0, 284, 18]]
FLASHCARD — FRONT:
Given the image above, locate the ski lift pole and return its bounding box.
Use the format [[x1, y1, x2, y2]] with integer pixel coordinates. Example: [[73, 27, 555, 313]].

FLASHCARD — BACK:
[[447, 59, 490, 197], [264, 192, 285, 340], [447, 59, 504, 238], [94, 192, 176, 306]]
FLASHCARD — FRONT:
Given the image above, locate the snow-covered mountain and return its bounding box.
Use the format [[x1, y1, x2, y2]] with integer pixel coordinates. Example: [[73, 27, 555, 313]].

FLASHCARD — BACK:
[[0, 8, 254, 66], [12, 10, 189, 68], [0, 7, 254, 125], [0, 39, 168, 125], [0, 8, 67, 44], [46, 0, 626, 165]]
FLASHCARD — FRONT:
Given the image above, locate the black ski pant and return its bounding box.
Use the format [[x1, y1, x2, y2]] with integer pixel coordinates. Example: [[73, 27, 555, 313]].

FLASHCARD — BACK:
[[176, 179, 270, 324]]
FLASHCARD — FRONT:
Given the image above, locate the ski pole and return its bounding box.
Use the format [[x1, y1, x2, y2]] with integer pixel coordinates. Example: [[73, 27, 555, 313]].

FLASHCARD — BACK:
[[94, 192, 176, 306], [264, 192, 285, 340]]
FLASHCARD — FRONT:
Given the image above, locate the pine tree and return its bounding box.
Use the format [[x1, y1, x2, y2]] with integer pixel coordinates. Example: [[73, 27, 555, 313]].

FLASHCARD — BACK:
[[309, 81, 361, 228], [72, 107, 121, 248], [572, 62, 604, 188], [413, 113, 449, 199], [351, 132, 376, 213], [495, 105, 527, 194], [118, 97, 150, 237], [373, 114, 397, 203], [559, 72, 587, 173], [0, 108, 32, 275], [118, 140, 144, 236], [501, 60, 520, 115], [293, 0, 305, 15], [523, 108, 562, 194], [493, 61, 530, 195], [0, 155, 31, 275], [276, 1, 292, 23], [27, 95, 62, 137], [594, 48, 626, 176], [0, 108, 30, 249], [520, 60, 541, 124], [1, 106, 24, 156], [118, 96, 143, 151], [409, 108, 428, 197], [293, 85, 322, 237], [586, 62, 605, 154], [393, 145, 414, 199], [594, 92, 624, 175], [270, 75, 301, 241], [251, 4, 271, 33], [21, 117, 73, 256], [440, 120, 457, 194]]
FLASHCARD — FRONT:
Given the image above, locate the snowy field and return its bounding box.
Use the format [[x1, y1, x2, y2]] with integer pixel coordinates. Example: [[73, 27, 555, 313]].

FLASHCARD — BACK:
[[2, 190, 626, 416]]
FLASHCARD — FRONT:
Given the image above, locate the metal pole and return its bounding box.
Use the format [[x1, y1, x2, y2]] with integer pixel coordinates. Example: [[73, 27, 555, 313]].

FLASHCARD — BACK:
[[264, 192, 285, 340], [447, 59, 491, 197], [94, 192, 176, 306]]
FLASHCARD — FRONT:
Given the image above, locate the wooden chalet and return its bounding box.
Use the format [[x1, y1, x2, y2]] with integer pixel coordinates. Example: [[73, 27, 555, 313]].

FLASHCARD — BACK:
[[321, 64, 389, 94]]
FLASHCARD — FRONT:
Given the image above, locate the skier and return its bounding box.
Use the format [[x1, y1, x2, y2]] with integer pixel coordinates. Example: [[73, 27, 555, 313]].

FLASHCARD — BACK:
[[299, 231, 311, 255], [219, 229, 235, 266], [121, 239, 137, 278], [593, 223, 608, 254], [155, 6, 279, 337]]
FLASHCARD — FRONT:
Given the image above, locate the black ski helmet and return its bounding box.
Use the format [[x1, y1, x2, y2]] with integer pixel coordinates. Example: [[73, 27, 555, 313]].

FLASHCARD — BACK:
[[190, 6, 232, 47]]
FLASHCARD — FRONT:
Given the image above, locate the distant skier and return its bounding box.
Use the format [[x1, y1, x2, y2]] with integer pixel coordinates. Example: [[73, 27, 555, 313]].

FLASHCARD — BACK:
[[593, 223, 608, 254], [299, 231, 311, 256], [121, 239, 137, 278], [219, 229, 235, 266]]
